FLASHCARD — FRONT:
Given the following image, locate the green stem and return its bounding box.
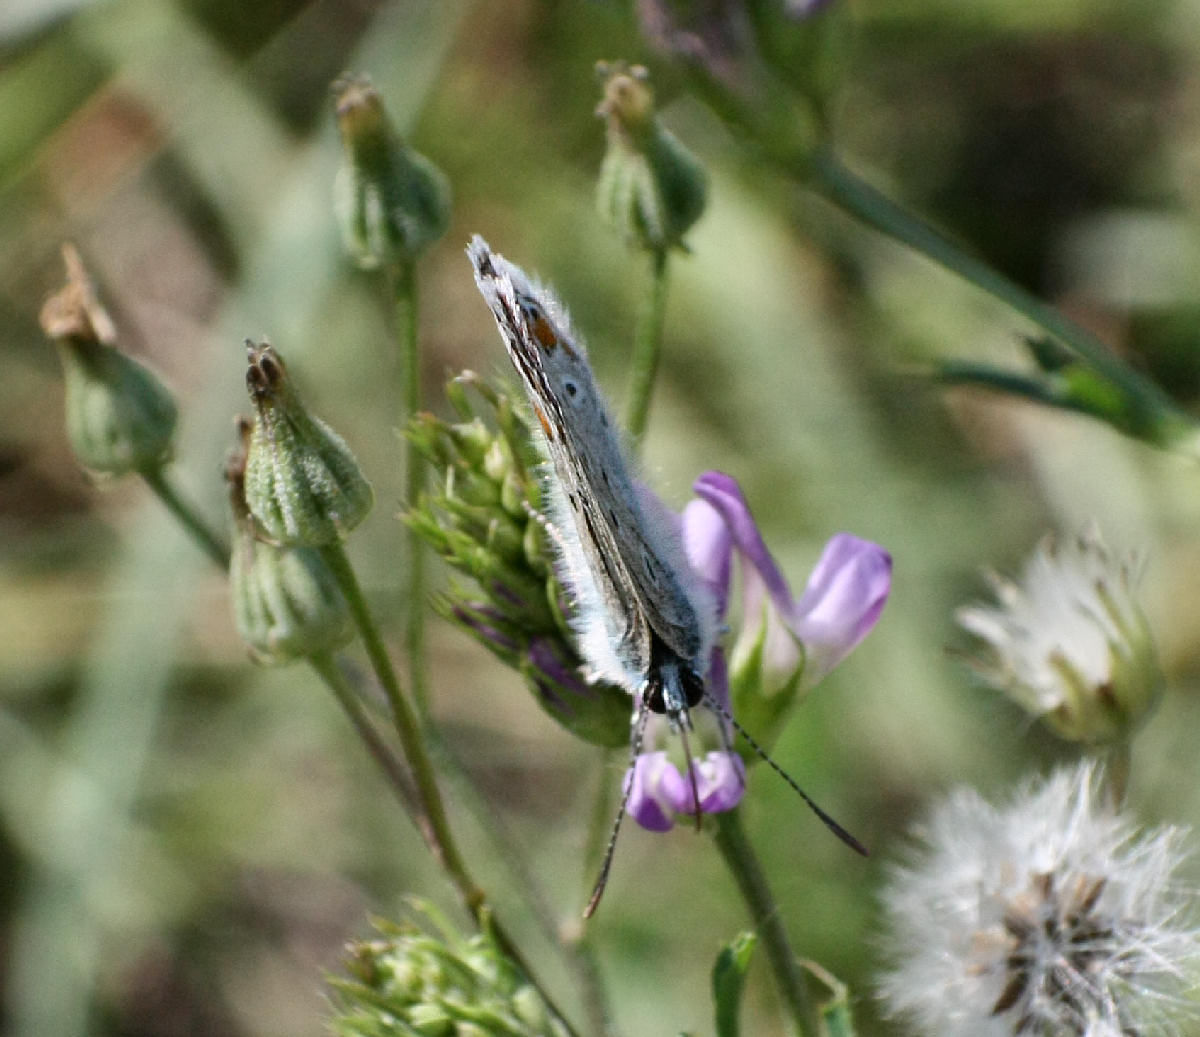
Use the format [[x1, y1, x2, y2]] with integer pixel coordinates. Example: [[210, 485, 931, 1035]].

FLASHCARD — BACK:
[[1103, 740, 1133, 809], [308, 652, 421, 815], [318, 540, 580, 1036], [805, 150, 1180, 424], [392, 260, 430, 714], [140, 466, 230, 568], [624, 248, 670, 449], [319, 541, 464, 881], [713, 810, 815, 1037]]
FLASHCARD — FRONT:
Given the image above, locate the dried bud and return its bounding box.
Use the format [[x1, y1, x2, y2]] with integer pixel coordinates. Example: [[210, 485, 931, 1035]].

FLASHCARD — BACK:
[[595, 61, 707, 253], [41, 245, 176, 476], [243, 341, 373, 546], [332, 73, 451, 269], [226, 418, 352, 663]]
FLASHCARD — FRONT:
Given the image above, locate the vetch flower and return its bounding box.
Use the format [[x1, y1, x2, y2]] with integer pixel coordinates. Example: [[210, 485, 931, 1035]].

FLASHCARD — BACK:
[[622, 473, 889, 829], [957, 526, 1161, 744], [626, 649, 747, 831], [682, 470, 891, 743], [878, 762, 1200, 1037]]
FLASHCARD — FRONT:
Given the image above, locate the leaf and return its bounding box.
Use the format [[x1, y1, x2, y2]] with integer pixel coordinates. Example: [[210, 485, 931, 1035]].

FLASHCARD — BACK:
[[802, 960, 856, 1037], [712, 931, 758, 1037]]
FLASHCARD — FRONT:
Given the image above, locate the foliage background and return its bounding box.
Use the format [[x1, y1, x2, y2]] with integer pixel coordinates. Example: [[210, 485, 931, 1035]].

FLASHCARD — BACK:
[[4, 0, 1200, 1034]]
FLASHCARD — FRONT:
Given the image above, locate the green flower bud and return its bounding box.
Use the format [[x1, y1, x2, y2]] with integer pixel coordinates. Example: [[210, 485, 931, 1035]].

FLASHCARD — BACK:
[[595, 61, 707, 253], [329, 907, 569, 1037], [243, 340, 373, 546], [332, 72, 451, 270], [406, 373, 630, 748], [41, 245, 177, 476], [226, 418, 353, 664]]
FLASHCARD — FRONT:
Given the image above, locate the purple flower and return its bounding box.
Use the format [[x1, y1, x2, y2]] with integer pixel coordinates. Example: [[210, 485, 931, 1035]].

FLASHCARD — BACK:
[[624, 470, 890, 832], [627, 747, 747, 832], [685, 471, 891, 696]]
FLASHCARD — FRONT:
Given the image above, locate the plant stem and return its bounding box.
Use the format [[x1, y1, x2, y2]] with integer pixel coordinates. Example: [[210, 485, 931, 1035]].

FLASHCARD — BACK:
[[805, 150, 1182, 425], [624, 248, 670, 450], [140, 466, 229, 568], [392, 259, 430, 714], [308, 652, 421, 815], [318, 540, 580, 1035], [713, 810, 815, 1037], [320, 542, 464, 880]]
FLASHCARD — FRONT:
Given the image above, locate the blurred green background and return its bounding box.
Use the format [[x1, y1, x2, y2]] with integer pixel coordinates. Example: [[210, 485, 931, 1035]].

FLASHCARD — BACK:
[[5, 1, 1200, 1034]]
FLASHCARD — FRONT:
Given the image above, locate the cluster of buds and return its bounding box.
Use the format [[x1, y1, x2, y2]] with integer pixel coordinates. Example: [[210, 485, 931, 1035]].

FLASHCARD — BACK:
[[40, 245, 177, 477], [406, 373, 632, 747], [332, 73, 451, 270], [594, 61, 707, 254], [329, 907, 569, 1037]]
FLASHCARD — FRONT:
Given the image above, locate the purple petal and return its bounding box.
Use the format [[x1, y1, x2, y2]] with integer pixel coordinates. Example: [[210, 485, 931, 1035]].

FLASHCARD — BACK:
[[792, 533, 891, 687], [682, 497, 733, 616], [626, 751, 689, 832], [692, 471, 795, 618], [691, 751, 746, 813]]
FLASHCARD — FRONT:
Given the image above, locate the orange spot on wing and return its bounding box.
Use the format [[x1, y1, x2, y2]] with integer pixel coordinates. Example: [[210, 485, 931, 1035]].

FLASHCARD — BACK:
[[533, 403, 554, 440], [532, 316, 558, 351]]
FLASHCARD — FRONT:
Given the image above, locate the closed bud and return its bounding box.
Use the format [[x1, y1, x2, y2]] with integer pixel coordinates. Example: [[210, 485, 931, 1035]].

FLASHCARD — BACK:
[[41, 245, 176, 476], [225, 418, 353, 663], [332, 73, 451, 270], [243, 340, 373, 546], [595, 61, 707, 253]]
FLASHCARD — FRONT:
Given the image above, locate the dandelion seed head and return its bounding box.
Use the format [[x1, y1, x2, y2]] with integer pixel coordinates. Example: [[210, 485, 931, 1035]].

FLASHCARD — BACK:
[[879, 762, 1200, 1036]]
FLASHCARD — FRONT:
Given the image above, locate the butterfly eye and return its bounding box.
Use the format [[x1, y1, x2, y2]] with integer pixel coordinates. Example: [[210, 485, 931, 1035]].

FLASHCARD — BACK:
[[680, 667, 705, 709], [645, 677, 667, 715]]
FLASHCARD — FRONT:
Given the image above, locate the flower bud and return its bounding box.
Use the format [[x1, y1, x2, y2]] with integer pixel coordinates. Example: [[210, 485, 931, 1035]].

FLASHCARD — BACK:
[[226, 418, 353, 664], [595, 61, 707, 253], [243, 340, 373, 546], [329, 909, 569, 1037], [41, 245, 177, 476], [957, 526, 1162, 744], [332, 73, 451, 270]]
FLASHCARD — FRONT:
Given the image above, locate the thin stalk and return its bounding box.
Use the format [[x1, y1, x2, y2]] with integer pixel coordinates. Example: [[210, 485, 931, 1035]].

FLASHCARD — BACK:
[[805, 150, 1182, 426], [308, 652, 421, 816], [139, 473, 583, 1036], [140, 466, 229, 568], [392, 259, 429, 713], [713, 810, 815, 1037], [318, 540, 581, 1036], [320, 540, 466, 882], [623, 248, 670, 450]]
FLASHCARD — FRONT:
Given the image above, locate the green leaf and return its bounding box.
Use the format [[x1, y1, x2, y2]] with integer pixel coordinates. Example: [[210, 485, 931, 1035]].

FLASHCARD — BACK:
[[802, 960, 856, 1037], [712, 931, 758, 1037]]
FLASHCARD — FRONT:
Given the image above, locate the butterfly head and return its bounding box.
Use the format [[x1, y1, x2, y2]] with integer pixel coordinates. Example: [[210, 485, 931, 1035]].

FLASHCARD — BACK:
[[643, 641, 706, 728]]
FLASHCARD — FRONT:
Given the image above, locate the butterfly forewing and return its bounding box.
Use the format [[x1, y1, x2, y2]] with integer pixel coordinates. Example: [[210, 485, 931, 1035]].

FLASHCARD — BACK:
[[468, 237, 713, 687]]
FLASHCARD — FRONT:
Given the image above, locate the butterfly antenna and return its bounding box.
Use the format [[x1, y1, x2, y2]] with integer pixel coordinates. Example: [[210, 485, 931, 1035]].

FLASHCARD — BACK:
[[583, 705, 651, 919], [675, 719, 703, 831], [702, 693, 868, 858]]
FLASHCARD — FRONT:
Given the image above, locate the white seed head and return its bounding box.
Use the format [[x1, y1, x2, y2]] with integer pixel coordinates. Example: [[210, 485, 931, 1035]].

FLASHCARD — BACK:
[[957, 526, 1161, 743], [878, 762, 1200, 1036]]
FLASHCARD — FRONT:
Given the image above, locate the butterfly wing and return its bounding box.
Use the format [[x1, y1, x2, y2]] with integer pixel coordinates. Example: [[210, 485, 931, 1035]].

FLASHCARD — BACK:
[[469, 237, 714, 683]]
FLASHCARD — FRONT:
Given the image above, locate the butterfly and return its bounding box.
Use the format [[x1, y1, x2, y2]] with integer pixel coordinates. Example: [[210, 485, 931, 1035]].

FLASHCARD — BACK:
[[468, 236, 865, 915]]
